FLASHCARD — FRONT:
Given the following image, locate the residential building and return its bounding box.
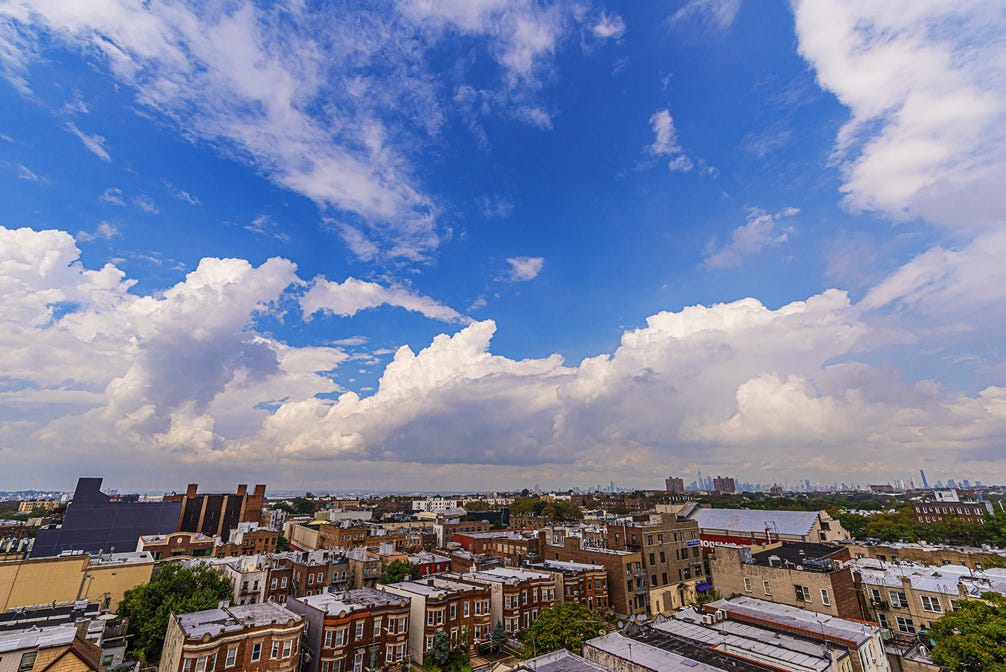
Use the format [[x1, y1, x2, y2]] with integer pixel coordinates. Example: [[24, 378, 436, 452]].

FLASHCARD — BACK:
[[17, 500, 61, 514], [158, 602, 303, 672], [407, 552, 451, 577], [164, 483, 267, 543], [213, 524, 280, 557], [345, 548, 381, 590], [452, 531, 539, 566], [525, 559, 608, 614], [380, 575, 492, 664], [457, 568, 556, 636], [285, 588, 410, 672], [512, 649, 609, 672], [448, 551, 501, 574], [664, 477, 685, 494], [30, 478, 181, 558], [279, 550, 348, 597], [137, 532, 216, 560], [709, 542, 860, 619], [539, 533, 644, 618], [854, 559, 1006, 638], [0, 552, 154, 612], [605, 513, 706, 615], [712, 476, 736, 494], [846, 540, 1006, 571], [410, 498, 460, 514], [434, 520, 490, 548], [912, 489, 995, 524], [685, 507, 850, 548], [0, 623, 101, 672]]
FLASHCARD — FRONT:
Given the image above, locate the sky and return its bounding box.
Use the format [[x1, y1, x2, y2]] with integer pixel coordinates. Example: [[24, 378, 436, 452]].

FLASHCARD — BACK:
[[1, 0, 1005, 493]]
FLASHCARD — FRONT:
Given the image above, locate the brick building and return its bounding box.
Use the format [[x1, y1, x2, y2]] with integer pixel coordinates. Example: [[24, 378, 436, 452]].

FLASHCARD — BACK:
[[137, 531, 216, 560], [457, 568, 556, 636], [0, 622, 102, 672], [709, 542, 861, 619], [846, 540, 1006, 571], [165, 483, 267, 543], [286, 588, 410, 672], [452, 531, 539, 566], [712, 476, 736, 494], [913, 489, 995, 524], [664, 477, 685, 494], [539, 534, 644, 618], [158, 602, 304, 672], [380, 575, 492, 664], [685, 507, 850, 548], [525, 559, 608, 614], [408, 552, 451, 577], [213, 524, 280, 557]]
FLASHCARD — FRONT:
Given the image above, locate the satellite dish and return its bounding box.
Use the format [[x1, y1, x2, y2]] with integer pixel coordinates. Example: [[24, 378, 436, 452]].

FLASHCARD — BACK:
[[617, 621, 624, 629]]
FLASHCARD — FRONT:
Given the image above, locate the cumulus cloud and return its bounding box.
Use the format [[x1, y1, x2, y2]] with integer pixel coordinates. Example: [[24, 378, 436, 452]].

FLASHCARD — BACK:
[[301, 277, 464, 323], [649, 109, 693, 172], [506, 256, 545, 281], [793, 1, 1006, 228], [704, 206, 798, 268]]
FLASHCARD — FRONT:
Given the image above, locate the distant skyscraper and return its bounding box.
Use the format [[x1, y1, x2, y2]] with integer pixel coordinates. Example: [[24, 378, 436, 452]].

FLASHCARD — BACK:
[[920, 469, 930, 489], [805, 479, 811, 492], [697, 471, 704, 491]]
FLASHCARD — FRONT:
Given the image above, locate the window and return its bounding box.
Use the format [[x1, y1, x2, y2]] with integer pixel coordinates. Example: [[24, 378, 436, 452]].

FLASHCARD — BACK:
[[464, 601, 470, 617], [651, 574, 657, 587], [426, 635, 434, 652], [743, 577, 752, 592], [427, 611, 435, 625], [647, 535, 654, 545], [322, 662, 331, 672], [896, 616, 916, 634], [272, 641, 280, 659], [374, 619, 382, 638], [182, 660, 192, 672], [921, 595, 943, 613], [890, 591, 907, 608], [282, 639, 293, 658], [659, 551, 666, 563], [662, 572, 668, 585], [950, 599, 959, 611], [795, 585, 811, 602], [281, 577, 288, 588], [649, 553, 655, 565], [325, 629, 334, 648], [225, 646, 238, 667], [878, 613, 889, 629], [355, 622, 364, 640], [308, 573, 315, 585], [251, 643, 262, 662], [762, 580, 771, 596], [335, 629, 346, 646], [821, 589, 831, 606], [870, 588, 882, 603], [657, 534, 663, 543], [450, 604, 457, 620], [353, 651, 364, 672]]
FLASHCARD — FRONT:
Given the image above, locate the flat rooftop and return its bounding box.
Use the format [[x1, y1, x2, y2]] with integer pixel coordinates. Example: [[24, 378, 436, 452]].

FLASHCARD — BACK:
[[294, 588, 409, 614], [463, 567, 553, 584], [587, 629, 777, 672], [534, 559, 605, 572], [521, 649, 610, 672], [0, 624, 77, 654], [707, 596, 875, 646], [177, 603, 301, 639], [382, 575, 487, 599], [749, 542, 845, 571]]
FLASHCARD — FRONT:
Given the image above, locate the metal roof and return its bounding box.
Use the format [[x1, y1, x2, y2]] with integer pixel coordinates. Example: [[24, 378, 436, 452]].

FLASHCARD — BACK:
[[690, 508, 821, 537], [0, 624, 77, 654], [706, 596, 876, 645]]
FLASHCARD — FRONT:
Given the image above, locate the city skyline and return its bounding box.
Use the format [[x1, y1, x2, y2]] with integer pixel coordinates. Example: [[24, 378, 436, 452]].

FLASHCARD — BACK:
[[1, 2, 1005, 491]]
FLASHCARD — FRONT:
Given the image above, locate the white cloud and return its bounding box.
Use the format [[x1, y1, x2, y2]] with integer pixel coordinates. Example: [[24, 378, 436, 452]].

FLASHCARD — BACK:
[[76, 221, 119, 243], [793, 0, 1006, 228], [592, 13, 625, 40], [246, 215, 289, 242], [671, 0, 741, 32], [65, 122, 110, 161], [648, 109, 693, 173], [16, 164, 38, 181], [704, 207, 798, 268], [478, 194, 514, 219], [301, 277, 464, 323], [176, 190, 200, 206], [133, 195, 158, 214], [100, 187, 124, 205], [506, 256, 545, 282]]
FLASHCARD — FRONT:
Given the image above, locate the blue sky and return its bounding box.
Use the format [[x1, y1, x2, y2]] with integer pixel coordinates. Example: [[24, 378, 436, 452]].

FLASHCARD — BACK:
[[1, 1, 1004, 492]]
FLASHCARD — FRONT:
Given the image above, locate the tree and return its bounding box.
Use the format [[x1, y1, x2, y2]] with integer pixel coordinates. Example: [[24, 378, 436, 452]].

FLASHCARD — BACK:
[[929, 593, 1006, 672], [432, 631, 452, 666], [489, 622, 508, 654], [522, 602, 604, 656], [276, 535, 291, 552], [379, 560, 414, 584], [117, 563, 233, 662]]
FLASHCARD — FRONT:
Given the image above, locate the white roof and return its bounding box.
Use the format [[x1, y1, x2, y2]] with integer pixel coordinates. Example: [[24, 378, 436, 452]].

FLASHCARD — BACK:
[[707, 596, 876, 645], [690, 508, 821, 536], [585, 632, 726, 672], [853, 560, 1006, 597], [0, 624, 77, 654], [177, 603, 301, 639]]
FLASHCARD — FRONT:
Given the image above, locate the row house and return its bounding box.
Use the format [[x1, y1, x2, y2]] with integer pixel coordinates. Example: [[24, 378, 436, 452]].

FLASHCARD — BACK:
[[457, 568, 555, 636], [449, 550, 501, 574], [525, 559, 608, 614], [709, 542, 861, 620], [317, 524, 371, 550], [278, 550, 349, 597], [408, 552, 451, 577], [605, 513, 707, 614], [0, 622, 102, 672], [539, 534, 644, 618], [451, 531, 539, 566], [286, 588, 410, 672], [434, 520, 489, 548], [346, 548, 381, 590], [213, 524, 280, 557], [846, 541, 1006, 572], [380, 575, 492, 665], [158, 602, 304, 672], [855, 559, 1006, 638]]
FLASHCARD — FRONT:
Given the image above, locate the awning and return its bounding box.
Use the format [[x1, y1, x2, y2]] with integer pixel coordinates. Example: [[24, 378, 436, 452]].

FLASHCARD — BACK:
[[696, 582, 713, 592]]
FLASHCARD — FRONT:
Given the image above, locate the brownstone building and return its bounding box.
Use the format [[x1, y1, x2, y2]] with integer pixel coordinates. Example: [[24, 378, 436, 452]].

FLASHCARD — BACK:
[[539, 535, 644, 617], [526, 559, 608, 614], [213, 525, 280, 557], [458, 568, 555, 636], [286, 588, 411, 672], [164, 484, 267, 542], [158, 602, 303, 672], [451, 531, 539, 566], [708, 542, 861, 620], [380, 575, 492, 664]]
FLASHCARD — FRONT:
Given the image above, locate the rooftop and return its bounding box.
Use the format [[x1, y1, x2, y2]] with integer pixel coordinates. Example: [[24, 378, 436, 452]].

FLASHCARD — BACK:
[[706, 596, 876, 646], [534, 559, 605, 573], [519, 648, 610, 672], [382, 575, 487, 599], [462, 567, 553, 584], [586, 629, 776, 672], [853, 559, 1006, 596], [690, 508, 822, 537], [294, 588, 409, 615], [176, 603, 302, 639], [0, 623, 78, 654], [748, 542, 846, 572]]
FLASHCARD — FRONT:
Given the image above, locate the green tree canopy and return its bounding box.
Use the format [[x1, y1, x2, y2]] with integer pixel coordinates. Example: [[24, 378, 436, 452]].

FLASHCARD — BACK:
[[117, 562, 233, 662], [379, 559, 414, 584], [521, 602, 604, 656], [929, 593, 1006, 672]]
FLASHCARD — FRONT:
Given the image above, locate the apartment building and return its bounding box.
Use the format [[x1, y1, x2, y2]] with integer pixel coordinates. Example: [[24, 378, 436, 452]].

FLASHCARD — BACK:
[[457, 568, 556, 636], [213, 523, 280, 557], [408, 552, 451, 576], [540, 534, 644, 617], [452, 531, 539, 566], [137, 531, 216, 560], [525, 559, 608, 614], [286, 588, 410, 672], [664, 477, 685, 494], [159, 602, 303, 672], [846, 540, 1006, 571], [449, 550, 501, 574], [0, 623, 102, 672], [605, 513, 706, 614], [411, 498, 460, 514], [855, 559, 1006, 638], [709, 542, 861, 619], [280, 550, 346, 597], [380, 575, 492, 664], [912, 489, 995, 524], [346, 547, 381, 590]]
